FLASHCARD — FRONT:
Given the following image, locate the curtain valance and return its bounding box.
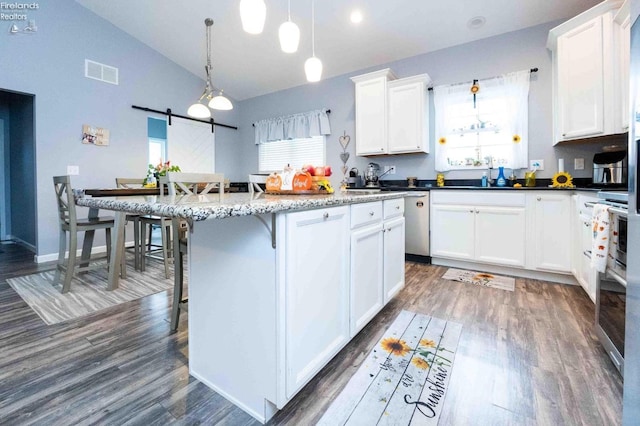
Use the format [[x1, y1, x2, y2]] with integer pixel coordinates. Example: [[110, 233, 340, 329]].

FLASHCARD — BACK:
[[254, 108, 331, 145]]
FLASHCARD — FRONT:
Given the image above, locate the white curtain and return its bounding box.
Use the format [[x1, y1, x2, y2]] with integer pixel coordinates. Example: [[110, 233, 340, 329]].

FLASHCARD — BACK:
[[503, 70, 530, 169], [433, 70, 531, 171], [254, 109, 331, 144]]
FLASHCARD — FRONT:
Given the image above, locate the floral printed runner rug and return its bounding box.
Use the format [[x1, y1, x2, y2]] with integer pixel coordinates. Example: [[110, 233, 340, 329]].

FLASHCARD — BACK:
[[441, 268, 515, 292], [318, 310, 462, 426]]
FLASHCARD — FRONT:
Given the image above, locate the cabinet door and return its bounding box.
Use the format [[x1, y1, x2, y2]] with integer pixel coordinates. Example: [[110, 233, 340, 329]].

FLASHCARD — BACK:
[[532, 194, 572, 272], [350, 223, 384, 337], [355, 77, 388, 155], [388, 82, 428, 154], [618, 14, 630, 132], [557, 16, 605, 139], [474, 206, 526, 268], [430, 204, 475, 260], [579, 214, 597, 302], [284, 206, 350, 398], [383, 217, 405, 303]]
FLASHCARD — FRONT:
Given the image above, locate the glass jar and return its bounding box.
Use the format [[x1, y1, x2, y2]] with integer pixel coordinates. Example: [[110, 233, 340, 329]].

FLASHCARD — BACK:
[[436, 173, 445, 187], [525, 171, 536, 187]]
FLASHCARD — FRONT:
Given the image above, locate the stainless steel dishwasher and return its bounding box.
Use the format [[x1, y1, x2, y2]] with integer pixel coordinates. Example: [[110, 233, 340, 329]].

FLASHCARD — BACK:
[[404, 192, 430, 261]]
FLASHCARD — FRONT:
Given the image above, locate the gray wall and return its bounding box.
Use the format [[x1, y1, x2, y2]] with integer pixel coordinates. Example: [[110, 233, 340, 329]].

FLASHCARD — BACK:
[[238, 20, 616, 186], [0, 106, 9, 240], [0, 0, 241, 257]]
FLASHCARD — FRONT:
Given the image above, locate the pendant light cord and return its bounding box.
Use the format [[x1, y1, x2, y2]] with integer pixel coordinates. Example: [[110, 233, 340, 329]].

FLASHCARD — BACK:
[[311, 0, 315, 57], [205, 18, 214, 88], [287, 0, 291, 21]]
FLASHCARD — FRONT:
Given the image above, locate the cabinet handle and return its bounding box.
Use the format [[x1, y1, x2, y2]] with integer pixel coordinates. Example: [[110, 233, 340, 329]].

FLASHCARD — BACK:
[[323, 212, 329, 219], [537, 197, 542, 201]]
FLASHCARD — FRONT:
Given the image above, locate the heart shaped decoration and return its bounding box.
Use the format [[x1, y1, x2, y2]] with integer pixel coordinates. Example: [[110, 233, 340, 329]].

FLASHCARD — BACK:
[[339, 135, 351, 150], [340, 152, 350, 164], [341, 166, 349, 176]]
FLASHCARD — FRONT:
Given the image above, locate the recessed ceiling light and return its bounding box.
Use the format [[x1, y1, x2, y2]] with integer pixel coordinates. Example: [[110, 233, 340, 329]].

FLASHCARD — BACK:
[[350, 9, 363, 24], [467, 16, 486, 30]]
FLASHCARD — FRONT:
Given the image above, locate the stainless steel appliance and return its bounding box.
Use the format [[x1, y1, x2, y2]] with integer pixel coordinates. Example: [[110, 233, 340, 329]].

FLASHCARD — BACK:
[[623, 9, 640, 421], [364, 162, 392, 188], [594, 191, 628, 376], [404, 192, 430, 261], [593, 149, 628, 186]]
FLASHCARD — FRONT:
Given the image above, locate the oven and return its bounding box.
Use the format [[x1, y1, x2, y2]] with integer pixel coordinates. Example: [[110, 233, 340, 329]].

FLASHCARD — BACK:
[[593, 191, 628, 375]]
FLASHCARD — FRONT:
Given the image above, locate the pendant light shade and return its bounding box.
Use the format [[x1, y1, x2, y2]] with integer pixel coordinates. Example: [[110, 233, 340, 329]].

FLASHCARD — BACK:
[[304, 56, 322, 82], [188, 19, 233, 119], [279, 0, 300, 53], [279, 20, 300, 53], [240, 0, 266, 34], [187, 102, 212, 119], [209, 91, 233, 111], [305, 0, 322, 82]]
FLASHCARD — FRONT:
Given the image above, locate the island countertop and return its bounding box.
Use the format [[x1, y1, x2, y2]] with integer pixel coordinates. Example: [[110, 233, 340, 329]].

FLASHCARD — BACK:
[[75, 190, 407, 221]]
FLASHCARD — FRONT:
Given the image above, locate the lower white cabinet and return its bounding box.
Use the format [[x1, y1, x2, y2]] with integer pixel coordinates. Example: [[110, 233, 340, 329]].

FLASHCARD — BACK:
[[431, 192, 526, 268], [384, 216, 406, 302], [283, 206, 351, 399], [530, 192, 572, 273], [572, 192, 599, 302]]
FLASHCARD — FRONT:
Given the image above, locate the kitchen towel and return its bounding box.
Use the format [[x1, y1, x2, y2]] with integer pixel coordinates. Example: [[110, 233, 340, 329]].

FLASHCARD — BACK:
[[591, 204, 616, 273]]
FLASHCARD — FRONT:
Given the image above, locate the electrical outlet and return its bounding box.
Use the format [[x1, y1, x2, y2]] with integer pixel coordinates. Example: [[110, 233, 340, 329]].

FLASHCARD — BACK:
[[529, 160, 544, 171], [574, 158, 585, 170], [67, 165, 79, 175]]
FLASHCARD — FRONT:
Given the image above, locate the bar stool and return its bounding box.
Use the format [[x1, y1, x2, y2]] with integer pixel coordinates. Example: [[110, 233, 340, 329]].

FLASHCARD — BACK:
[[115, 178, 145, 270], [53, 175, 118, 293]]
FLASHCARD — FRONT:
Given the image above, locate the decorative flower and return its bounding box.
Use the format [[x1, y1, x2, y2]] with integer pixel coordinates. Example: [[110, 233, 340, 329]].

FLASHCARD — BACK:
[[380, 337, 412, 356], [512, 134, 521, 143], [470, 83, 480, 94], [144, 161, 181, 185], [412, 356, 430, 370], [419, 338, 437, 348], [438, 137, 447, 145]]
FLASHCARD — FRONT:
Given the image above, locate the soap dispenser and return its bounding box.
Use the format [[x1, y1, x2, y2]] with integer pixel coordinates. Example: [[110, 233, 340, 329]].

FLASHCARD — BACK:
[[496, 166, 507, 187]]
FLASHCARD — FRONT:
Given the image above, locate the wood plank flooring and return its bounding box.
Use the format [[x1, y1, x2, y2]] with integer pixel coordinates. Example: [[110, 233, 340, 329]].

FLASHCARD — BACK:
[[0, 244, 623, 425]]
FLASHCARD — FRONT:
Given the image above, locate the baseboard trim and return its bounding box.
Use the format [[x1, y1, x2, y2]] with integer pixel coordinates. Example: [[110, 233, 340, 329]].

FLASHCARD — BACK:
[[431, 257, 578, 285], [7, 235, 36, 253]]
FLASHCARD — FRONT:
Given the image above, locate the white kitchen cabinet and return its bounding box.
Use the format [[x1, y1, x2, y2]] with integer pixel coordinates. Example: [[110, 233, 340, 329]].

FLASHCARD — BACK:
[[351, 69, 397, 155], [383, 216, 406, 302], [430, 192, 526, 268], [548, 1, 625, 143], [529, 192, 572, 273], [572, 192, 599, 302], [283, 206, 350, 399], [387, 74, 431, 154], [350, 202, 384, 337], [615, 1, 630, 132]]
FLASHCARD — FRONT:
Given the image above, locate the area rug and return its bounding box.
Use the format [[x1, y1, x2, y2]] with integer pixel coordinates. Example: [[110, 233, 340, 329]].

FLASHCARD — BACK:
[[441, 268, 515, 291], [318, 310, 462, 425], [7, 260, 174, 325]]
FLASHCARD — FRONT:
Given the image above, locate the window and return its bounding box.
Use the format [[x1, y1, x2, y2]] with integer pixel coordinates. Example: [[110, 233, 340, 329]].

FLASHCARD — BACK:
[[149, 137, 166, 166], [258, 136, 326, 173], [434, 70, 530, 171]]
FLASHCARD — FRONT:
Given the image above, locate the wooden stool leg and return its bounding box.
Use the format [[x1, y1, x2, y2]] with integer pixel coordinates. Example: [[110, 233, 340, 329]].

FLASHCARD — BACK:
[[161, 219, 171, 279], [62, 230, 78, 293], [54, 228, 67, 286], [133, 217, 140, 270], [170, 220, 183, 332], [140, 221, 147, 272]]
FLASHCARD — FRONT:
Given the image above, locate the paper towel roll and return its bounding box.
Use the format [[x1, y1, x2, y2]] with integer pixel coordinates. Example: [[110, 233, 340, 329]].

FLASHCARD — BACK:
[[558, 158, 565, 172]]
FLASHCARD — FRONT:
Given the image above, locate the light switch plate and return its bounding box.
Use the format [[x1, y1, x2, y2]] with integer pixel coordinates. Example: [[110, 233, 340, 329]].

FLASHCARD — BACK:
[[67, 165, 79, 175], [529, 160, 544, 171], [574, 158, 585, 170]]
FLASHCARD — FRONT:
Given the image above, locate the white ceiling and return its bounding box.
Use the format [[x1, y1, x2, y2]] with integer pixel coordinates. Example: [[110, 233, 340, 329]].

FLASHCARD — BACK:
[[76, 0, 601, 101]]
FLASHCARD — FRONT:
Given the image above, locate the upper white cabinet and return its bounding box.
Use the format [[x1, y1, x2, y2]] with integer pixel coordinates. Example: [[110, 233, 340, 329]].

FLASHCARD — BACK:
[[351, 69, 431, 156], [387, 74, 431, 154], [351, 69, 397, 155], [614, 0, 630, 132], [548, 1, 626, 144]]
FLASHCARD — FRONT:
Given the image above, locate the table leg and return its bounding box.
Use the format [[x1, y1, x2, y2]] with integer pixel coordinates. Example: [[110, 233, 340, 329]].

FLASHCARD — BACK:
[[107, 211, 126, 291]]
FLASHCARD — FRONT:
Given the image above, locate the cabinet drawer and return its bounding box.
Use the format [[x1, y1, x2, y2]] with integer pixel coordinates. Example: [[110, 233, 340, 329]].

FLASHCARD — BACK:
[[431, 190, 525, 207], [384, 198, 405, 219], [351, 202, 383, 229]]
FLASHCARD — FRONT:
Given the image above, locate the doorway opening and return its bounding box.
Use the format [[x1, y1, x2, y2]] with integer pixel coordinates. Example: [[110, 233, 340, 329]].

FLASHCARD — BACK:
[[0, 89, 37, 254]]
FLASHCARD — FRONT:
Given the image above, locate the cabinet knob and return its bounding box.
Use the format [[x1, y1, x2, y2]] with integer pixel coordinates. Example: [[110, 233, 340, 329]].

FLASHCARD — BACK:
[[323, 212, 329, 219], [537, 197, 542, 201], [475, 209, 479, 214], [396, 206, 400, 210], [369, 211, 375, 216], [562, 133, 566, 137]]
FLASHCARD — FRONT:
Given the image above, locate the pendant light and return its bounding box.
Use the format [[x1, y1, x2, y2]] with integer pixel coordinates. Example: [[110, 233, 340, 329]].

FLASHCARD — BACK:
[[240, 0, 266, 34], [188, 19, 233, 119], [279, 0, 300, 53], [304, 0, 322, 82]]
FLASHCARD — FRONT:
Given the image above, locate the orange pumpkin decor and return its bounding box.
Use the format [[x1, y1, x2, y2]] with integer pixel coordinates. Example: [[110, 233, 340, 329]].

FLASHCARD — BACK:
[[265, 173, 282, 191], [292, 171, 313, 191]]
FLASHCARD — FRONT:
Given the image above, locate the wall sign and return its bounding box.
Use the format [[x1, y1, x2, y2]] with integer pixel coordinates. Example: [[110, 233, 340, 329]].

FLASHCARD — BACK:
[[82, 124, 109, 146]]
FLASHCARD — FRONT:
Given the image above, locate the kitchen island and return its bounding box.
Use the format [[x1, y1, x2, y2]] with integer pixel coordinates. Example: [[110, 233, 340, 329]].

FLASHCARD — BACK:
[[76, 190, 407, 423]]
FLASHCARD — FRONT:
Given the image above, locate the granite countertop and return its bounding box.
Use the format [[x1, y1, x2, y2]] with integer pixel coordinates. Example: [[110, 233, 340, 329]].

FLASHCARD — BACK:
[[381, 185, 603, 192], [76, 191, 407, 221]]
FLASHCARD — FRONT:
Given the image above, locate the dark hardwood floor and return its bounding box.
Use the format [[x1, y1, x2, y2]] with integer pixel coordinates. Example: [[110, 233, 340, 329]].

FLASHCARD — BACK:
[[0, 244, 623, 425]]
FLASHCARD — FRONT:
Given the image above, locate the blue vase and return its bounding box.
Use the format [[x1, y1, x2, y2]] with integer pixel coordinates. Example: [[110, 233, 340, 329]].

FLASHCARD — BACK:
[[496, 166, 506, 187]]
